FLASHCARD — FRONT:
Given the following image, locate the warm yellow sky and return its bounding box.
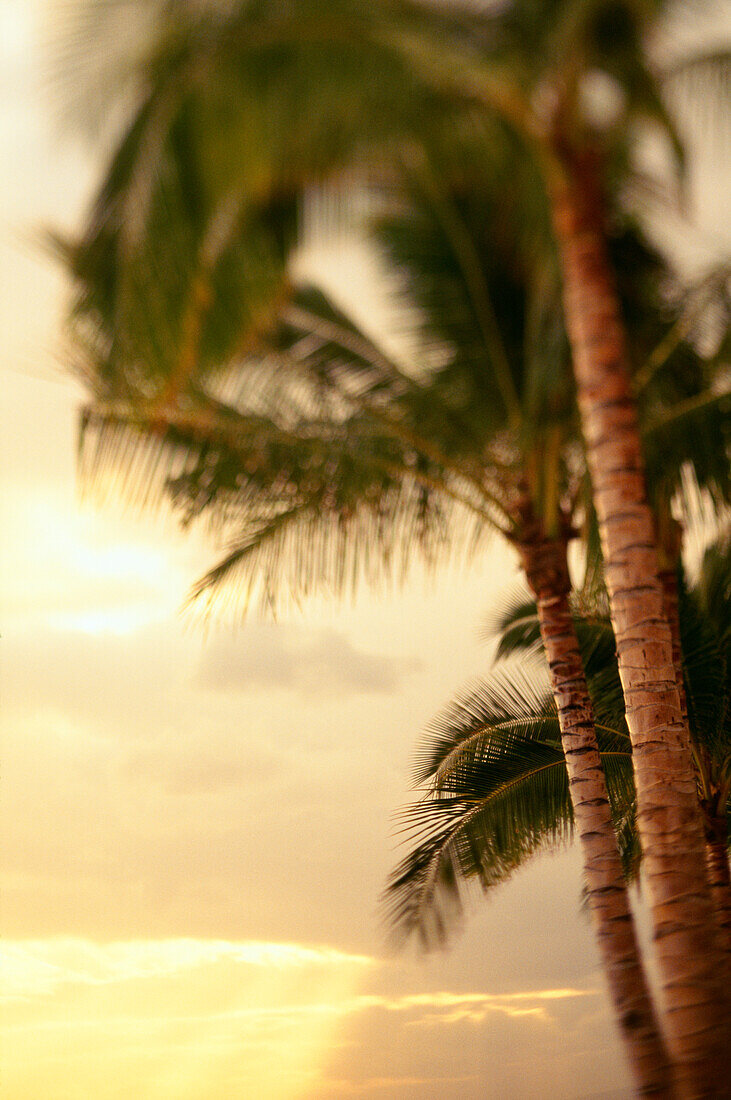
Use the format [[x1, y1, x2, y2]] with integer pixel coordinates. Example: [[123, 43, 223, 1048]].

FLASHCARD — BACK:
[[1, 2, 728, 1098]]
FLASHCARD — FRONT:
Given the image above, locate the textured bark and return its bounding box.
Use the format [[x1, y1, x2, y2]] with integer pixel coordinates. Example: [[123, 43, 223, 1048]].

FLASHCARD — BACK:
[[658, 566, 731, 958], [516, 508, 674, 1097], [702, 810, 731, 956], [549, 153, 731, 1097], [657, 567, 689, 727]]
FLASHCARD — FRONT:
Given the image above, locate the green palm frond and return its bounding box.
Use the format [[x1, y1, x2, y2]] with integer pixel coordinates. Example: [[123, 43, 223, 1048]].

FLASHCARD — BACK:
[[680, 536, 731, 768], [385, 761, 572, 948], [610, 789, 641, 883], [414, 666, 561, 786], [693, 533, 731, 649], [72, 253, 527, 619], [483, 590, 543, 661], [679, 583, 727, 762], [78, 394, 498, 617], [576, 489, 607, 604], [484, 586, 619, 683], [633, 263, 730, 393], [186, 475, 490, 618], [643, 389, 731, 516], [385, 662, 634, 948], [372, 162, 569, 440]]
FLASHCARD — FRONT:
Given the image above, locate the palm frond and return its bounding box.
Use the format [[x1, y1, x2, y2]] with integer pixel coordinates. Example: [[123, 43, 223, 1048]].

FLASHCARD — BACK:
[[371, 161, 567, 443], [483, 585, 620, 685], [643, 389, 731, 516], [482, 587, 543, 660], [633, 262, 730, 392], [679, 585, 727, 761], [386, 661, 635, 948], [659, 45, 731, 147], [680, 535, 731, 763], [693, 532, 731, 648], [385, 753, 572, 948], [414, 666, 560, 786]]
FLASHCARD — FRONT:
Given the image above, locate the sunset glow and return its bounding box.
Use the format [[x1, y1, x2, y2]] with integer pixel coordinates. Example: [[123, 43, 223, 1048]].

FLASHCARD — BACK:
[[2, 938, 598, 1100], [4, 1, 729, 1097], [2, 939, 371, 1100]]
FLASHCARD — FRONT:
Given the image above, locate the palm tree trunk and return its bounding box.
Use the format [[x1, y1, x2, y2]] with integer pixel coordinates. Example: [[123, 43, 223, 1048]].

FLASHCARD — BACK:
[[656, 565, 689, 725], [702, 808, 731, 955], [548, 150, 730, 1096], [516, 502, 673, 1098], [657, 563, 731, 957]]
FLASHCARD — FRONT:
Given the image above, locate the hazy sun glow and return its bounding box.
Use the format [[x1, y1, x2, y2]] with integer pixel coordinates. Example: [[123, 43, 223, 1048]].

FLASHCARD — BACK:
[[1, 939, 595, 1100], [1, 492, 203, 634], [1, 939, 373, 1100]]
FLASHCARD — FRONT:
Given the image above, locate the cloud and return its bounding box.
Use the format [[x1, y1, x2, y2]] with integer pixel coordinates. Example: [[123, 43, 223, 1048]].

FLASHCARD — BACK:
[[198, 623, 421, 695], [2, 938, 373, 1001], [2, 935, 372, 1100], [3, 937, 612, 1100], [316, 1077, 482, 1096], [2, 937, 592, 1017], [1, 935, 624, 1099]]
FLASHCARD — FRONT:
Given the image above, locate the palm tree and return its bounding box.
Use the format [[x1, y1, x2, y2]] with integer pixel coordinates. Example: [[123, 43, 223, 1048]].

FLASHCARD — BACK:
[[65, 151, 730, 1091], [388, 529, 731, 963], [57, 0, 731, 1087]]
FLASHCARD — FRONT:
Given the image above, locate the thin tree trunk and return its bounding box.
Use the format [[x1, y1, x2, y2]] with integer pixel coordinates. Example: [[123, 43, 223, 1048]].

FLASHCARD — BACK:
[[516, 502, 673, 1098], [548, 152, 730, 1097]]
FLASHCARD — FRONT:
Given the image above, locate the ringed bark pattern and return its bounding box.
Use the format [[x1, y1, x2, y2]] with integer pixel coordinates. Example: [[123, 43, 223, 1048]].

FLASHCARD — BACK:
[[659, 567, 731, 960], [517, 511, 673, 1097], [702, 810, 731, 958], [550, 156, 730, 1096]]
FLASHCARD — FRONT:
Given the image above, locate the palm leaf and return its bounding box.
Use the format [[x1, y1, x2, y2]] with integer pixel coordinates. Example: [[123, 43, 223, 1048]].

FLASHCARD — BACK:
[[414, 666, 562, 786], [385, 752, 572, 948], [659, 45, 731, 147], [385, 662, 634, 948], [484, 586, 619, 684]]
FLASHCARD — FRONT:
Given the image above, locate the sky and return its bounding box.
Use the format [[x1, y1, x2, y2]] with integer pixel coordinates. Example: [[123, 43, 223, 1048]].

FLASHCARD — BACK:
[[0, 2, 728, 1098]]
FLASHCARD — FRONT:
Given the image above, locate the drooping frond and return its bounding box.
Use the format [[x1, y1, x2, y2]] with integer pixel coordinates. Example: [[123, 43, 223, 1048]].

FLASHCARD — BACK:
[[372, 157, 571, 444], [386, 746, 572, 947], [385, 662, 633, 948], [413, 665, 561, 786], [633, 263, 731, 393], [678, 535, 731, 769], [186, 474, 491, 618], [679, 582, 728, 763], [643, 389, 731, 517], [78, 393, 499, 618], [693, 532, 731, 648]]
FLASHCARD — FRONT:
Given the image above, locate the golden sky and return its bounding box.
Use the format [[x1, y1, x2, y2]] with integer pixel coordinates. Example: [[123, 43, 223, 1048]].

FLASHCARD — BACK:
[[1, 2, 728, 1098]]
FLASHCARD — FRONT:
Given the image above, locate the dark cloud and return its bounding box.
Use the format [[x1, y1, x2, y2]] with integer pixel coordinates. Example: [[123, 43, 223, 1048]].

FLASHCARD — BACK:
[[198, 623, 422, 695]]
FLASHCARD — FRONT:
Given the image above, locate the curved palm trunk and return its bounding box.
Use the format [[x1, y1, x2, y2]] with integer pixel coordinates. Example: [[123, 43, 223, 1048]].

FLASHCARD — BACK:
[[658, 564, 731, 956], [549, 152, 730, 1096], [516, 506, 673, 1097]]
